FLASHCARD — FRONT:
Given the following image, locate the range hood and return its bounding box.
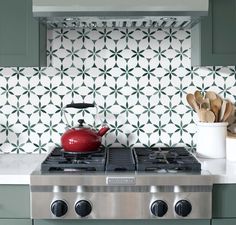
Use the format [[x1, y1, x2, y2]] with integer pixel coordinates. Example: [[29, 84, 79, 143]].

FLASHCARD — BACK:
[[33, 0, 209, 29]]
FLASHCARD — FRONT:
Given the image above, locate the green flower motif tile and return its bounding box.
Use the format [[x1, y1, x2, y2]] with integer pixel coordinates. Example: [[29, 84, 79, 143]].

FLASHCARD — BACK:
[[0, 27, 235, 153]]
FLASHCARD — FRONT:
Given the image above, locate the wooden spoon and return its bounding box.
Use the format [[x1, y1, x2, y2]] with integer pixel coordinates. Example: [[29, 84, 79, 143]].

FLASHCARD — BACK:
[[211, 97, 222, 109], [199, 108, 207, 122], [187, 94, 199, 111], [201, 98, 210, 110], [222, 101, 233, 122], [194, 90, 204, 106], [186, 94, 201, 119], [210, 97, 222, 113], [198, 109, 215, 123], [219, 100, 227, 122], [210, 98, 222, 122], [211, 105, 219, 122], [205, 91, 217, 101], [205, 110, 216, 123]]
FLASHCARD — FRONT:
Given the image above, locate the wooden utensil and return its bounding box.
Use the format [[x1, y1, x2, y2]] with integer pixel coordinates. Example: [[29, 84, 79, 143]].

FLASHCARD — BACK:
[[199, 108, 207, 122], [194, 90, 204, 106], [222, 101, 233, 122], [186, 94, 201, 119], [187, 94, 199, 111], [211, 97, 222, 109], [210, 97, 222, 122], [205, 91, 217, 101], [211, 105, 219, 122], [198, 109, 215, 123], [205, 110, 216, 123], [201, 98, 210, 110], [219, 100, 227, 122]]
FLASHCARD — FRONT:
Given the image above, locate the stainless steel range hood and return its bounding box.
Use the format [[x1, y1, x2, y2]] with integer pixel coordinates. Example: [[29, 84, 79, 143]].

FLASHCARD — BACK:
[[33, 0, 209, 29]]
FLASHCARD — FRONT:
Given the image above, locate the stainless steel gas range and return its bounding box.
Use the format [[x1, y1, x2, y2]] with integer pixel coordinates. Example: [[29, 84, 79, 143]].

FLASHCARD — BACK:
[[30, 147, 213, 220]]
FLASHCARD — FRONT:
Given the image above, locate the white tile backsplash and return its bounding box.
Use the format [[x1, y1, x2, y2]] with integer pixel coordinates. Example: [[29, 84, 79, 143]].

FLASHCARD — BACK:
[[0, 28, 235, 153]]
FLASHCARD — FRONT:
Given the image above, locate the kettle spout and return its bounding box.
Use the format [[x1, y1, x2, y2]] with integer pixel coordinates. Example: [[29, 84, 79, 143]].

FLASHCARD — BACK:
[[97, 126, 109, 137]]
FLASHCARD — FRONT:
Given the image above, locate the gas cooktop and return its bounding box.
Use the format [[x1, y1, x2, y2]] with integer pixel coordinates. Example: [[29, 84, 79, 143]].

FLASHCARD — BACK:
[[41, 146, 201, 172], [31, 146, 211, 220]]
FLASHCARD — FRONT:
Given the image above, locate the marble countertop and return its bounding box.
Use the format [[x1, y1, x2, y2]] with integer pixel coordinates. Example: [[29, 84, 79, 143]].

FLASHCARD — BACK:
[[0, 154, 47, 184], [1, 153, 236, 184], [198, 157, 236, 183]]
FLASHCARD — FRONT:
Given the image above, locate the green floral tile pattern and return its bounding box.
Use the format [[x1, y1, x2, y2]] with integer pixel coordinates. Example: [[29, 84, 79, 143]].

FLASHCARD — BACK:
[[0, 28, 235, 153]]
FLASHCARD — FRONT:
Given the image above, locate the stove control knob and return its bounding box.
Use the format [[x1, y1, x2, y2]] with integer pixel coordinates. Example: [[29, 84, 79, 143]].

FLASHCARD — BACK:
[[75, 200, 92, 217], [151, 200, 168, 217], [51, 200, 68, 217], [175, 200, 192, 217]]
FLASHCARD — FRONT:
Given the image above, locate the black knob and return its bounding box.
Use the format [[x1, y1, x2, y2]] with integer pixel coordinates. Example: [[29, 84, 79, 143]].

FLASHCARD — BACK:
[[75, 200, 92, 217], [151, 200, 168, 217], [175, 200, 192, 217], [51, 200, 68, 217]]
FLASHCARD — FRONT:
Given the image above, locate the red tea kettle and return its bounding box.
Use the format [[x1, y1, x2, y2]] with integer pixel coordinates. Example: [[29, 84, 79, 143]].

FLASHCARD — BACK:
[[61, 103, 109, 153]]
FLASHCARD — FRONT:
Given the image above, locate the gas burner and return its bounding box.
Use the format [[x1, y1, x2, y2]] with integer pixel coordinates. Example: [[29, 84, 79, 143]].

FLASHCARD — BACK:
[[134, 147, 201, 172], [41, 146, 106, 172]]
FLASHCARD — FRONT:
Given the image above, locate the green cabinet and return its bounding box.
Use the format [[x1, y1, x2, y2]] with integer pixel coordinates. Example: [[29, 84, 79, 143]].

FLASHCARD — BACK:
[[0, 185, 30, 218], [212, 185, 236, 225], [212, 184, 236, 218], [35, 220, 210, 225], [191, 0, 236, 66], [0, 185, 31, 225], [212, 219, 236, 225], [0, 0, 47, 67], [0, 219, 31, 225]]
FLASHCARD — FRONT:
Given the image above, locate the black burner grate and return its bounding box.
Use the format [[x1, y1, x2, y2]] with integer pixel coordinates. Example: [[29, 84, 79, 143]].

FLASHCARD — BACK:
[[106, 147, 136, 171], [41, 146, 201, 172], [134, 147, 201, 171], [41, 146, 106, 172]]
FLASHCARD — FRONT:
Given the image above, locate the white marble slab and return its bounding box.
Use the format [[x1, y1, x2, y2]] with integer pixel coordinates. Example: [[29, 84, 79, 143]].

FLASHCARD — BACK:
[[198, 157, 236, 183], [0, 154, 47, 184]]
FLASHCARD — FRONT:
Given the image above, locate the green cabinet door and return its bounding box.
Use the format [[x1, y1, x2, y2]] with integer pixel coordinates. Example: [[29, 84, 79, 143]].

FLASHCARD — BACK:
[[0, 0, 46, 67], [35, 219, 210, 225], [0, 219, 31, 225], [212, 219, 236, 225], [0, 185, 30, 218], [212, 184, 236, 218], [191, 0, 236, 66]]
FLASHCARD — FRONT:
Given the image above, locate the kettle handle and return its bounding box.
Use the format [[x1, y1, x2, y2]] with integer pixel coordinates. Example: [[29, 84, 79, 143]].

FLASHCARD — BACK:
[[66, 103, 95, 109], [63, 103, 96, 129]]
